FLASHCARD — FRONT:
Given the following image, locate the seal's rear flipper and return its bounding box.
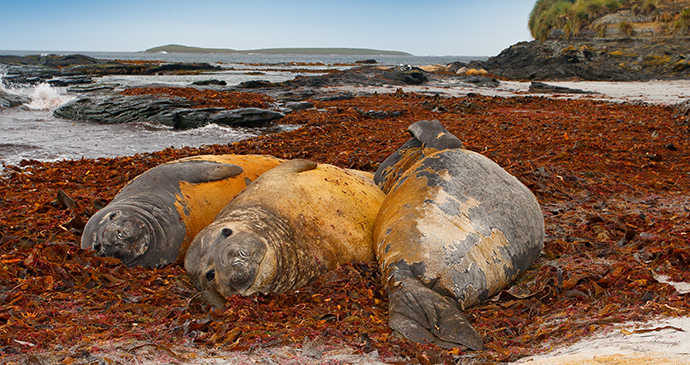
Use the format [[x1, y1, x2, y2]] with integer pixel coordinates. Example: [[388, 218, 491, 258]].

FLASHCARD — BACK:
[[389, 279, 483, 350], [374, 138, 423, 190], [408, 120, 463, 151]]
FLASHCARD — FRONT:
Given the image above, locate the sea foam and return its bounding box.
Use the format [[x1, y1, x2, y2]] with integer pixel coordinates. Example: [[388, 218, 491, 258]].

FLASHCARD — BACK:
[[1, 70, 75, 111], [24, 83, 75, 111]]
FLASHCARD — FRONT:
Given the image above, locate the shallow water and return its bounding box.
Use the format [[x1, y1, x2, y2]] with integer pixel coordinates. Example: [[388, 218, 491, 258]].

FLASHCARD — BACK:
[[0, 107, 297, 167], [95, 69, 320, 87], [0, 74, 299, 168]]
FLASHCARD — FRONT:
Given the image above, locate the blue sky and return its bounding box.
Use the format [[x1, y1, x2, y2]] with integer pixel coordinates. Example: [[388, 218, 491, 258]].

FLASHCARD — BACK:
[[2, 0, 536, 56]]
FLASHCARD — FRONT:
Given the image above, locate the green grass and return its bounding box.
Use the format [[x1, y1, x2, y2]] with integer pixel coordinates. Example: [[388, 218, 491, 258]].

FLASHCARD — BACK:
[[529, 0, 624, 40]]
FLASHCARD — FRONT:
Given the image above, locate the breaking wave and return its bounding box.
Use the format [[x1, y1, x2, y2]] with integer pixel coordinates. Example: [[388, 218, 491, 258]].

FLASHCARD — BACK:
[[0, 70, 75, 111]]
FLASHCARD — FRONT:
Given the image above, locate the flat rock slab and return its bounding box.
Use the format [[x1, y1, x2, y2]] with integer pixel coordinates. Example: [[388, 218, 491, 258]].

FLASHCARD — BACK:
[[53, 94, 283, 129], [529, 81, 597, 94], [0, 91, 31, 109]]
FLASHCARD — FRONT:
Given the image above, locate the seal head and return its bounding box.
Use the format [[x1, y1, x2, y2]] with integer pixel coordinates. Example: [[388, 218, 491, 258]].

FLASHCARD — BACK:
[[185, 218, 280, 299], [88, 208, 155, 265]]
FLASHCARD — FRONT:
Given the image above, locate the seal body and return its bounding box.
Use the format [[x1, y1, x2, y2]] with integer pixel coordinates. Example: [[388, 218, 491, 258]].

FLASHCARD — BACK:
[[373, 120, 544, 350], [81, 154, 283, 268], [184, 159, 385, 300]]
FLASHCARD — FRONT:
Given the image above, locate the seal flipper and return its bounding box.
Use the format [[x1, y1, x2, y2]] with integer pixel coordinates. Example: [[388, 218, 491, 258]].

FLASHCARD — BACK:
[[177, 161, 244, 183], [407, 120, 463, 151], [374, 138, 422, 189], [275, 159, 318, 174], [389, 278, 484, 350]]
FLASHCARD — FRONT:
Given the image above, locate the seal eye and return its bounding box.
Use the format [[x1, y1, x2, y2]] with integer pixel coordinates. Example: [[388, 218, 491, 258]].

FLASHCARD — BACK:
[[205, 270, 216, 282], [221, 228, 233, 238]]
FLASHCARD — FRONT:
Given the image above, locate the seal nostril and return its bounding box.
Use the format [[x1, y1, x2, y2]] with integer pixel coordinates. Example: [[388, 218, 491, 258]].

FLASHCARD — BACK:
[[205, 269, 216, 282], [93, 242, 102, 252], [221, 228, 233, 238]]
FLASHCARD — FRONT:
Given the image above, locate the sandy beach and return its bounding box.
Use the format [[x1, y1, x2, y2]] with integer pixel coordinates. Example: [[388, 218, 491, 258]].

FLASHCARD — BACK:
[[329, 79, 690, 105], [1, 66, 689, 364]]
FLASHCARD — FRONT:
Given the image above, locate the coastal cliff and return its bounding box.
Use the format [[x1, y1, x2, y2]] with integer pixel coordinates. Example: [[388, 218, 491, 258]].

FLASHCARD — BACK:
[[475, 37, 690, 81], [471, 0, 690, 81]]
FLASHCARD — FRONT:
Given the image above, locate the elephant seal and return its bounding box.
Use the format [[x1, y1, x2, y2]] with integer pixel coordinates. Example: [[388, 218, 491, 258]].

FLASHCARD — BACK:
[[81, 154, 283, 268], [184, 159, 385, 301], [373, 120, 544, 350]]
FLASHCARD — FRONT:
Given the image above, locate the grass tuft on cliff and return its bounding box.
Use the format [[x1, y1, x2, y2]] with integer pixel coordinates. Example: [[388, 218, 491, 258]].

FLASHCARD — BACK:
[[528, 0, 690, 41], [529, 0, 623, 41]]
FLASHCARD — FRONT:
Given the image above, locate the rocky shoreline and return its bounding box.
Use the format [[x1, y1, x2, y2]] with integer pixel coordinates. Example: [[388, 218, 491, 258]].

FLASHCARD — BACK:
[[1, 53, 506, 130], [1, 49, 690, 365], [1, 85, 688, 365], [470, 37, 690, 81], [2, 42, 690, 130], [0, 54, 220, 88]]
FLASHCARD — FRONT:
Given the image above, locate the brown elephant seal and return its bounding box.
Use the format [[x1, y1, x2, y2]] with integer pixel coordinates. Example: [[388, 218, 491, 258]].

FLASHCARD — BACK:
[[81, 154, 283, 268], [373, 120, 544, 350], [184, 159, 385, 301]]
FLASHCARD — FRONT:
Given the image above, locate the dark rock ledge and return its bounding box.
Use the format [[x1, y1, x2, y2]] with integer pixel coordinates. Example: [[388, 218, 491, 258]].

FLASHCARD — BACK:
[[53, 95, 284, 129], [0, 91, 31, 110]]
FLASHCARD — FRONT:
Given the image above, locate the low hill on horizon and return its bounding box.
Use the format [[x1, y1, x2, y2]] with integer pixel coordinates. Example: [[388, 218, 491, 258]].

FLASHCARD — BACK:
[[145, 44, 412, 56]]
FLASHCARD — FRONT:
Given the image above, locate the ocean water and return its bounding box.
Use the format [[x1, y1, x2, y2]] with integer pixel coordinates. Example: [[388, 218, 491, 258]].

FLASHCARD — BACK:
[[0, 71, 298, 168], [0, 51, 485, 169], [1, 50, 485, 68]]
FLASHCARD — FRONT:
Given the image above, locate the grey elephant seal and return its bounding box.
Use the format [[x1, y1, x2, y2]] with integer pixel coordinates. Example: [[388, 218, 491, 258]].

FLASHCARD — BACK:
[[373, 120, 544, 350], [80, 154, 283, 268], [184, 159, 385, 301]]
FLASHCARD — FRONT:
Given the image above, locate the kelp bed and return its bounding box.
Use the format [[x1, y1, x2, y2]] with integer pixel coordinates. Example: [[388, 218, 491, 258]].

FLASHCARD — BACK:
[[1, 89, 689, 364]]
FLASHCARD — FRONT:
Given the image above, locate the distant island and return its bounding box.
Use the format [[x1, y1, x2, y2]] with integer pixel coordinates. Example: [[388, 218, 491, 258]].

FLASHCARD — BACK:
[[144, 44, 412, 56]]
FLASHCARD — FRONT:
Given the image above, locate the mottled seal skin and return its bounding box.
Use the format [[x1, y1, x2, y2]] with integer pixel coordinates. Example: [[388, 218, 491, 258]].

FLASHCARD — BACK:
[[184, 159, 385, 301], [81, 154, 283, 268], [373, 120, 544, 350]]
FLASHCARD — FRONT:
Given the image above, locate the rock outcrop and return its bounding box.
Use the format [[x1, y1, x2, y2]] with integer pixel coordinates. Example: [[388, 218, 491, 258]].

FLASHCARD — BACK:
[[0, 54, 221, 86], [528, 81, 596, 94], [476, 38, 690, 81], [53, 94, 283, 129], [507, 0, 690, 81], [0, 91, 31, 109]]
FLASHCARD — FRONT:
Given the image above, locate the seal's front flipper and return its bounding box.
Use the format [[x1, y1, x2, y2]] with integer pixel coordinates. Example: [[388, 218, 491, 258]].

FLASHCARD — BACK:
[[183, 161, 244, 182], [202, 289, 228, 309], [276, 159, 318, 174], [389, 279, 483, 350], [137, 160, 244, 186]]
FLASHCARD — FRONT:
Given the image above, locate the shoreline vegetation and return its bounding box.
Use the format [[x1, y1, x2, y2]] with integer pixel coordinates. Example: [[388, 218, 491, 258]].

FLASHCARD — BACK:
[[2, 15, 690, 360], [144, 44, 413, 56], [529, 0, 690, 41], [1, 84, 688, 364]]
